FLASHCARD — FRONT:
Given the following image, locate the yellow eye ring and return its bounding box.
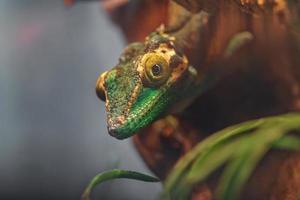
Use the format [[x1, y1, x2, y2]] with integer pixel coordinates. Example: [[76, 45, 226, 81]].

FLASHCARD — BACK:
[[142, 53, 170, 87]]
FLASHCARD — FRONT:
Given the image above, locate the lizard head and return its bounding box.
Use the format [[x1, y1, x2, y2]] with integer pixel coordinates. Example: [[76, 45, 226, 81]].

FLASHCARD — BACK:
[[96, 31, 198, 139]]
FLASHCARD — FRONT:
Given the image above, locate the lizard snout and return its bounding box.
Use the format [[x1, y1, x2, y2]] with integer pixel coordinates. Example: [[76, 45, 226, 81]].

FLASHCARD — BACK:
[[107, 126, 118, 138]]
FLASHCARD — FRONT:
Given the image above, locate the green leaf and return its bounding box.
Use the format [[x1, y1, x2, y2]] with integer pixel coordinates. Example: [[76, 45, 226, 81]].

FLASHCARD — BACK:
[[216, 114, 300, 200], [273, 135, 300, 151], [217, 124, 284, 200], [82, 169, 160, 200], [174, 137, 246, 199], [186, 137, 244, 182], [162, 119, 263, 199]]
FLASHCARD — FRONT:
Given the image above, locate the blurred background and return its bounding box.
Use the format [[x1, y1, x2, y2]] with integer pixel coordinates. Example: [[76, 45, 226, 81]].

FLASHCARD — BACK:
[[0, 1, 161, 199]]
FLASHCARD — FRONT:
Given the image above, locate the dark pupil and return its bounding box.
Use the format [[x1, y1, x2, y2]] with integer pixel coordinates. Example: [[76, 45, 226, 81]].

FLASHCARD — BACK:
[[151, 64, 161, 76]]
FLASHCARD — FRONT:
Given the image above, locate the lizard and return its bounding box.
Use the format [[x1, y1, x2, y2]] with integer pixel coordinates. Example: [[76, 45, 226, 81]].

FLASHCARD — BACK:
[[95, 10, 212, 140]]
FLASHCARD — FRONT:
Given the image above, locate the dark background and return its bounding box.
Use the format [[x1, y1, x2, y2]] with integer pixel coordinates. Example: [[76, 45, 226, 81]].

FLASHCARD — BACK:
[[0, 1, 161, 199]]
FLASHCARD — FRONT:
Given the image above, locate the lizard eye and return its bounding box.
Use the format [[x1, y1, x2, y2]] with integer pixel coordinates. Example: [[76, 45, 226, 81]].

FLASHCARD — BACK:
[[142, 54, 170, 87], [96, 71, 107, 102], [151, 64, 161, 75]]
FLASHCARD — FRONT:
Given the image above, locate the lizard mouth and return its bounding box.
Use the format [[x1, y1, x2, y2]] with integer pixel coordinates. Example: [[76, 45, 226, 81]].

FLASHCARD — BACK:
[[107, 126, 118, 137], [106, 113, 142, 139], [107, 125, 127, 139], [107, 125, 120, 138], [107, 126, 135, 140], [106, 115, 128, 139]]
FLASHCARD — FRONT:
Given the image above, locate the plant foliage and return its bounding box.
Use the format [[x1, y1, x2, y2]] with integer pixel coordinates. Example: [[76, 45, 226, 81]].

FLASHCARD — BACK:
[[82, 113, 300, 200], [82, 169, 160, 200], [162, 112, 300, 200]]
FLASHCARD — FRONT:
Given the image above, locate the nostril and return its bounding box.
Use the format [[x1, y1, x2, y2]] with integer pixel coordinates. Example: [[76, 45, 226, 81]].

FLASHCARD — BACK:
[[95, 72, 107, 102]]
